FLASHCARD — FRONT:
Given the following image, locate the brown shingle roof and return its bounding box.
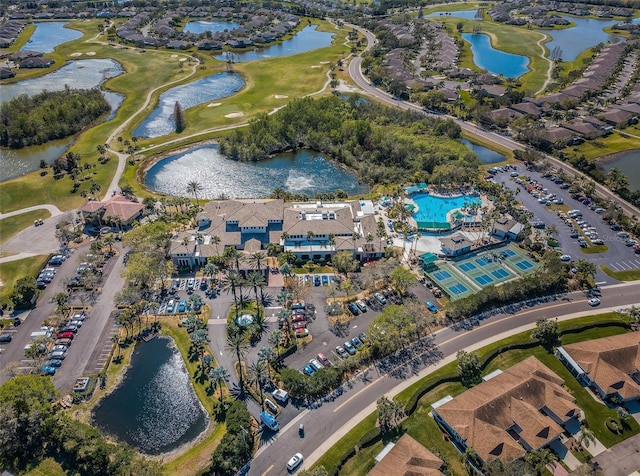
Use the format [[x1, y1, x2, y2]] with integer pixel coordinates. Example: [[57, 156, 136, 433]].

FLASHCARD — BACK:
[[434, 356, 577, 463], [367, 434, 444, 476], [562, 333, 640, 400]]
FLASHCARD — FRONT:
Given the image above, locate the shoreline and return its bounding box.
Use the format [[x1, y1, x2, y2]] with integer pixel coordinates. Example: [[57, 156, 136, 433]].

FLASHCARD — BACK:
[[595, 148, 639, 166]]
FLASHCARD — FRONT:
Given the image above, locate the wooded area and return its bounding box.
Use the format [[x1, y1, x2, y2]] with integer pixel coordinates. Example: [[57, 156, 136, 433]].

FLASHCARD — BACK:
[[0, 87, 110, 149]]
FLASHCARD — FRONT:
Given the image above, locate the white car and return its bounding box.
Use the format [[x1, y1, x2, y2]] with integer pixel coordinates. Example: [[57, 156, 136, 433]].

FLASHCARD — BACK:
[[560, 255, 572, 262], [588, 297, 601, 306], [286, 453, 303, 471]]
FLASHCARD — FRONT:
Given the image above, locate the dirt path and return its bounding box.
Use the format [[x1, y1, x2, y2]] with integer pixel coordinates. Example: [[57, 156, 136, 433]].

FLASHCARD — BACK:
[[535, 32, 553, 96]]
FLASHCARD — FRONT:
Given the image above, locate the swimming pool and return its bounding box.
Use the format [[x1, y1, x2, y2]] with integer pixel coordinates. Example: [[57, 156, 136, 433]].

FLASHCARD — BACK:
[[411, 193, 481, 229]]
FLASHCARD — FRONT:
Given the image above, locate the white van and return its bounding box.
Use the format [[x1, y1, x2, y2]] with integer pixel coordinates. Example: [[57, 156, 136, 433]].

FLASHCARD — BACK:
[[272, 388, 289, 403]]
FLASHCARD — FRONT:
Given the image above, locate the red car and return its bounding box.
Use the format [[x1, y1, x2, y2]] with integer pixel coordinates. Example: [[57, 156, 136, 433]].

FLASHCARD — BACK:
[[57, 331, 74, 340], [292, 321, 307, 329], [292, 314, 306, 322]]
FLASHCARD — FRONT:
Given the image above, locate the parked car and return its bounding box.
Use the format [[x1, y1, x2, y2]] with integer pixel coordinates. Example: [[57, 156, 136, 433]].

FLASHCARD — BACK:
[[309, 359, 323, 372], [40, 365, 56, 375], [286, 453, 303, 472], [264, 398, 278, 415], [313, 276, 321, 286], [344, 341, 356, 355], [426, 301, 439, 313], [292, 313, 306, 322], [321, 275, 329, 286], [178, 300, 187, 312], [48, 350, 66, 360], [374, 293, 387, 305], [166, 300, 175, 313], [293, 321, 307, 329], [358, 332, 367, 343], [351, 337, 363, 349], [69, 320, 83, 328], [317, 352, 331, 366], [302, 365, 315, 377], [335, 346, 348, 358], [187, 278, 195, 290], [44, 359, 62, 368], [295, 328, 309, 338], [52, 345, 69, 352], [0, 332, 12, 343], [560, 254, 572, 262], [588, 297, 601, 306], [355, 300, 367, 312], [57, 331, 74, 340], [347, 303, 360, 316], [60, 324, 78, 333], [55, 338, 72, 346]]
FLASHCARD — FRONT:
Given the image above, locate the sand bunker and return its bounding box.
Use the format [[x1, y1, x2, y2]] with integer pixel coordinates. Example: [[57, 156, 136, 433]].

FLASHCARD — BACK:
[[69, 52, 82, 57], [86, 51, 96, 56], [171, 54, 178, 58], [207, 102, 222, 107], [274, 95, 288, 99], [225, 112, 244, 118], [320, 61, 330, 64], [310, 65, 321, 68]]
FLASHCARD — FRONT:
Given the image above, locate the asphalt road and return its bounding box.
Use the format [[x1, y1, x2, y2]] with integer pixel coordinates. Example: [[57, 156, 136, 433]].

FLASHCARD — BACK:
[[248, 281, 640, 475]]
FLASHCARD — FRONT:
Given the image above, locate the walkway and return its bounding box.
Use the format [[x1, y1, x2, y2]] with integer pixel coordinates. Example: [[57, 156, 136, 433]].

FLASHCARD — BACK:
[[0, 204, 63, 219], [593, 433, 640, 476]]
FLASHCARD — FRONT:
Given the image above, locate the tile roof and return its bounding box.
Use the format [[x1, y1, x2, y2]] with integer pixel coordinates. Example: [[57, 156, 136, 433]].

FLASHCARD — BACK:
[[367, 433, 444, 476], [561, 333, 640, 400], [434, 356, 578, 463]]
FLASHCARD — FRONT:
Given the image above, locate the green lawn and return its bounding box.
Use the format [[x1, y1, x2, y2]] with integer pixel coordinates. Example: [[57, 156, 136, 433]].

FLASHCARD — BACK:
[[600, 265, 640, 281], [580, 244, 608, 254], [317, 313, 637, 473], [0, 255, 48, 305], [0, 210, 51, 245], [21, 458, 66, 476]]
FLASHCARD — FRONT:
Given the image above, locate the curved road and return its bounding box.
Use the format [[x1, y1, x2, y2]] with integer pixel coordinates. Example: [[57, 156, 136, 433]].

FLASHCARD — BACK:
[[346, 24, 640, 219], [249, 281, 640, 475]]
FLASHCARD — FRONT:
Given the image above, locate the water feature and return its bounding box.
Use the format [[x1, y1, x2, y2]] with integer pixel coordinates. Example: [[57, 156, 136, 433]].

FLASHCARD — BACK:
[[0, 138, 73, 181], [145, 146, 368, 199], [410, 192, 481, 228], [600, 151, 640, 191], [214, 25, 334, 62], [132, 72, 244, 138], [183, 20, 240, 34], [426, 10, 480, 19], [541, 16, 628, 62], [93, 338, 208, 455], [22, 21, 83, 53], [460, 138, 506, 164], [461, 33, 529, 78]]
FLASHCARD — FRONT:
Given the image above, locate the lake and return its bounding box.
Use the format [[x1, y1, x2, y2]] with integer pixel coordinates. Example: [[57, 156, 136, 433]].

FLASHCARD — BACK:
[[543, 16, 624, 62], [426, 10, 481, 20], [132, 72, 244, 138], [183, 20, 240, 34], [214, 25, 334, 62], [600, 150, 640, 191], [145, 146, 368, 199], [92, 338, 208, 455], [460, 138, 506, 164], [0, 138, 73, 181], [22, 21, 83, 53], [461, 33, 529, 78]]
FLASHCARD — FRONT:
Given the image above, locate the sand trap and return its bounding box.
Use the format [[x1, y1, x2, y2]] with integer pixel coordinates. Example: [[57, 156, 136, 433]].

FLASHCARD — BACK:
[[170, 54, 178, 58], [311, 65, 321, 68], [320, 61, 330, 64], [86, 51, 96, 56], [69, 52, 82, 57], [225, 112, 244, 118], [274, 95, 288, 99], [207, 102, 222, 107]]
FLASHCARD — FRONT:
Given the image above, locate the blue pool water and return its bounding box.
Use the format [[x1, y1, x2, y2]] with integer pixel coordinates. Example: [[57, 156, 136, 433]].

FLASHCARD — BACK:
[[461, 33, 529, 78], [183, 20, 240, 34], [22, 22, 82, 53], [214, 25, 333, 62], [411, 193, 481, 226]]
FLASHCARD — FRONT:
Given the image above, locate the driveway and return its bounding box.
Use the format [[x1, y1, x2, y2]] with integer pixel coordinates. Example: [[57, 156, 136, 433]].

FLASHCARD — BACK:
[[593, 433, 640, 476]]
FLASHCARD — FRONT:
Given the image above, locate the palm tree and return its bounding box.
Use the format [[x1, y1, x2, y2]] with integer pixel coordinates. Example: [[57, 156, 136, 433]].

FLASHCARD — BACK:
[[328, 233, 336, 251], [524, 448, 558, 476], [258, 347, 275, 380], [269, 329, 282, 356], [210, 235, 221, 256], [352, 231, 362, 257], [281, 231, 290, 246], [246, 271, 266, 319], [306, 230, 315, 244], [111, 333, 120, 359], [222, 272, 244, 318], [224, 246, 243, 272], [247, 359, 267, 404], [187, 181, 203, 208], [577, 425, 597, 449], [225, 329, 250, 385], [208, 366, 229, 402], [247, 251, 267, 274]]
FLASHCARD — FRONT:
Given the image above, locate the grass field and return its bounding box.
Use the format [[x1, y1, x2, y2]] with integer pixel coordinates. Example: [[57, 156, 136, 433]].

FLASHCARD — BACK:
[[600, 264, 640, 281], [0, 210, 50, 245], [0, 255, 48, 305], [314, 312, 637, 474]]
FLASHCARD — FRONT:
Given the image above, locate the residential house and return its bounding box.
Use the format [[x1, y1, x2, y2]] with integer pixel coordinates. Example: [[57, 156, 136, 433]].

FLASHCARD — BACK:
[[368, 433, 445, 476], [599, 108, 635, 127], [432, 356, 581, 466], [439, 232, 473, 257], [557, 332, 640, 403], [80, 195, 144, 229], [562, 120, 604, 140]]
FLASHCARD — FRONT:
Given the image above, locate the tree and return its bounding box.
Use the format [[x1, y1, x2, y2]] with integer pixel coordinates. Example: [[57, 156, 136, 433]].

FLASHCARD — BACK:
[[577, 424, 596, 449], [258, 347, 275, 380], [173, 101, 185, 133], [574, 258, 597, 289], [531, 316, 559, 351], [524, 448, 558, 475], [389, 266, 416, 296], [10, 277, 37, 309], [332, 250, 358, 278], [186, 180, 203, 208], [248, 359, 267, 404], [226, 327, 250, 384], [247, 251, 267, 273], [376, 396, 405, 433], [457, 350, 481, 387], [208, 366, 229, 402]]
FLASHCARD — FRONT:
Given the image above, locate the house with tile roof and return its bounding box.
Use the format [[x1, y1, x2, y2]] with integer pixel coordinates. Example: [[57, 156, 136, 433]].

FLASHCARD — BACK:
[[557, 332, 640, 403], [80, 195, 144, 229], [367, 433, 445, 476], [432, 356, 581, 466]]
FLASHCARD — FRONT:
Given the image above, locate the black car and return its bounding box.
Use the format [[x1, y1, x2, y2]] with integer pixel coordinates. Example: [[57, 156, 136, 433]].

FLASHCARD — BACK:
[[0, 332, 12, 343]]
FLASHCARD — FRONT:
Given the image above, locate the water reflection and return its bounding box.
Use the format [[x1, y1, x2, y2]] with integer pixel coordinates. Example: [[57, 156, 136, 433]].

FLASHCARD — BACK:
[[133, 72, 244, 138], [214, 25, 333, 62], [22, 22, 83, 53], [460, 138, 506, 164], [145, 146, 368, 198], [0, 138, 73, 181], [544, 16, 625, 62], [461, 33, 529, 78], [600, 151, 640, 191], [183, 20, 240, 34], [93, 338, 208, 455]]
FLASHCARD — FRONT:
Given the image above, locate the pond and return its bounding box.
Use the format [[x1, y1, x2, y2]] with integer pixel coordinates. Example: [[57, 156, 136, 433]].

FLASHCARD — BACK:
[[145, 146, 368, 199], [132, 72, 244, 138], [93, 338, 208, 455], [543, 16, 625, 62], [461, 33, 529, 78], [214, 25, 334, 63], [426, 10, 481, 20], [183, 20, 240, 34], [600, 151, 640, 191], [22, 21, 83, 53], [460, 138, 507, 164], [0, 138, 73, 181]]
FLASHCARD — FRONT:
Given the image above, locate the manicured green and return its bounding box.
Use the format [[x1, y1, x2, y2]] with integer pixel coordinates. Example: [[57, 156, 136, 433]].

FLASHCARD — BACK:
[[21, 458, 65, 476], [0, 210, 50, 245], [580, 244, 608, 254], [600, 265, 640, 281], [0, 255, 48, 305]]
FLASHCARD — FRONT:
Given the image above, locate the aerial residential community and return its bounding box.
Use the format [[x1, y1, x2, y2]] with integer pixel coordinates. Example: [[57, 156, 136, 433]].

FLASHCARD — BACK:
[[3, 0, 640, 475]]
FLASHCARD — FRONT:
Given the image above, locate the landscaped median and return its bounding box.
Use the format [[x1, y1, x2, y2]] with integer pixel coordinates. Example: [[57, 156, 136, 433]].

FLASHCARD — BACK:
[[313, 312, 639, 476], [600, 264, 640, 281]]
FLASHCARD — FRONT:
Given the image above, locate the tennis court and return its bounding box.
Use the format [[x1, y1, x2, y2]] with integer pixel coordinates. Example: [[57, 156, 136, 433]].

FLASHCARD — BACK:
[[459, 262, 477, 272], [515, 260, 534, 271], [475, 274, 494, 285], [427, 264, 476, 300]]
